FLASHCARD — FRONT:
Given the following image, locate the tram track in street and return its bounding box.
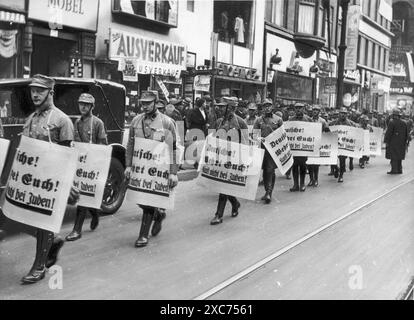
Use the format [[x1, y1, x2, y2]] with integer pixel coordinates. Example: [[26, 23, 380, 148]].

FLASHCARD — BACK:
[[194, 176, 414, 300]]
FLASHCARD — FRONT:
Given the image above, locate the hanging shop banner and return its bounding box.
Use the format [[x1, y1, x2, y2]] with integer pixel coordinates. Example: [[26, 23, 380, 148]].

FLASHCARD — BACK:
[[330, 125, 365, 158], [284, 121, 322, 157], [0, 138, 10, 175], [262, 125, 293, 175], [28, 0, 99, 32], [0, 136, 78, 233], [156, 78, 170, 102], [118, 58, 138, 82], [197, 136, 264, 200], [193, 75, 211, 92], [344, 5, 361, 70], [72, 143, 112, 209], [109, 28, 187, 78], [370, 127, 383, 156], [307, 133, 339, 165], [126, 137, 175, 210]]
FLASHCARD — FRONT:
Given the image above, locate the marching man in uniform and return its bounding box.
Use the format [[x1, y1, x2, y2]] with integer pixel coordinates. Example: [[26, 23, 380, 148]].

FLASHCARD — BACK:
[[253, 99, 283, 203], [125, 91, 179, 248], [308, 105, 330, 187], [19, 74, 79, 284], [210, 97, 249, 225], [66, 93, 108, 242]]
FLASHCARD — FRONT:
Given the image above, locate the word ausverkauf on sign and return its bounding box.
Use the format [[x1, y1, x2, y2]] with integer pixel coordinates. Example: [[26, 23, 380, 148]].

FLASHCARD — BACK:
[[109, 28, 187, 77], [72, 142, 112, 209], [126, 137, 175, 210], [0, 136, 78, 233]]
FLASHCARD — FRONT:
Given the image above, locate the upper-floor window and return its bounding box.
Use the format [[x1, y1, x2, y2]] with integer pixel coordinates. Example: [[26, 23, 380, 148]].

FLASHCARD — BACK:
[[213, 0, 253, 48], [297, 0, 317, 34], [265, 0, 288, 28], [187, 0, 194, 12], [113, 0, 178, 28]]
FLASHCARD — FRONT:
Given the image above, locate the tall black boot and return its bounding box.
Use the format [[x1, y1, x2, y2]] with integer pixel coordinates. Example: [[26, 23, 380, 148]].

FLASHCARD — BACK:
[[261, 171, 270, 201], [135, 210, 154, 247], [299, 166, 306, 192], [398, 160, 403, 174], [151, 209, 166, 237], [313, 166, 319, 187], [90, 209, 99, 231], [290, 165, 299, 192], [46, 235, 64, 269], [211, 194, 226, 225], [228, 196, 241, 217], [22, 230, 53, 284], [66, 209, 86, 241], [308, 166, 314, 186]]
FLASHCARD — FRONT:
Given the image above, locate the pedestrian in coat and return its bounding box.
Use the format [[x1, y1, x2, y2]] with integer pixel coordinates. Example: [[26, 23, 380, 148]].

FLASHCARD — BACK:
[[384, 108, 409, 174]]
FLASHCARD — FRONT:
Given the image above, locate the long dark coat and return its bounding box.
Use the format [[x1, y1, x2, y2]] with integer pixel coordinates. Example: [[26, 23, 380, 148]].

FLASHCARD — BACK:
[[384, 118, 409, 160]]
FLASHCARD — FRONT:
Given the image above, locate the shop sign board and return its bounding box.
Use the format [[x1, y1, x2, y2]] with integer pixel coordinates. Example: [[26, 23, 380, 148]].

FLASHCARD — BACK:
[[344, 5, 361, 70], [28, 0, 99, 32], [109, 28, 187, 78]]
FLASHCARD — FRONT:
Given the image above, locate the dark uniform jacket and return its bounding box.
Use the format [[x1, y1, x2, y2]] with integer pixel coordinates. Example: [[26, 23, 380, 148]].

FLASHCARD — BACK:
[[384, 118, 409, 160], [253, 114, 283, 138], [215, 113, 249, 145], [74, 115, 107, 144], [188, 108, 209, 135]]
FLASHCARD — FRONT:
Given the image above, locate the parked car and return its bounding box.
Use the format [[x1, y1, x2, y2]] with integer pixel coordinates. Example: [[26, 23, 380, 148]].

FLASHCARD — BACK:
[[0, 77, 127, 214]]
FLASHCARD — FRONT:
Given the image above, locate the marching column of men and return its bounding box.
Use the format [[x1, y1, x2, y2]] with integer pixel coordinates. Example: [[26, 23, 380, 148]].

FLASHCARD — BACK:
[[0, 73, 412, 285]]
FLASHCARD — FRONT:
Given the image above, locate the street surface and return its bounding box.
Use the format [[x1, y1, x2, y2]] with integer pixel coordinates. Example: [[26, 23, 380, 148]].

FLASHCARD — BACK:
[[1, 149, 413, 300]]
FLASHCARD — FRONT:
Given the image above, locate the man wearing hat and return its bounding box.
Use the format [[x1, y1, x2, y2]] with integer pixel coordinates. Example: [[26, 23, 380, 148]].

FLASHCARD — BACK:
[[246, 103, 258, 126], [125, 91, 179, 247], [289, 103, 312, 192], [210, 97, 248, 225], [65, 93, 108, 242], [308, 105, 330, 187], [253, 98, 283, 203], [358, 115, 372, 169], [368, 111, 379, 127], [329, 107, 356, 182], [384, 108, 409, 174], [15, 75, 78, 284]]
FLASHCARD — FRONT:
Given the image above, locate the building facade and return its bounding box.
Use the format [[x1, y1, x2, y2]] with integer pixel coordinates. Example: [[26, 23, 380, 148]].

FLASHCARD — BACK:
[[350, 0, 393, 113], [263, 0, 339, 108], [389, 0, 414, 114]]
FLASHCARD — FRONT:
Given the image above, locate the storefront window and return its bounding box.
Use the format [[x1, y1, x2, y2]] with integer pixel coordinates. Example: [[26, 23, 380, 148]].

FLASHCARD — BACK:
[[213, 0, 253, 48], [0, 24, 19, 79]]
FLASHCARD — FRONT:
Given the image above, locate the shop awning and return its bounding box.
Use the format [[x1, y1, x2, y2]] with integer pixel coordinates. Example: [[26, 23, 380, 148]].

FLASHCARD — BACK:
[[0, 10, 26, 24], [215, 75, 266, 86]]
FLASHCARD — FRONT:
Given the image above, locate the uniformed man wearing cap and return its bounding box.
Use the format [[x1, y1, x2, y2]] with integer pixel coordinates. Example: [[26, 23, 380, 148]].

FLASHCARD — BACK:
[[329, 107, 356, 182], [308, 105, 330, 187], [65, 93, 108, 242], [125, 91, 179, 247], [384, 108, 409, 174], [210, 97, 249, 225], [17, 74, 78, 284], [289, 103, 312, 192], [358, 115, 372, 169], [253, 98, 283, 203], [246, 103, 258, 126]]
